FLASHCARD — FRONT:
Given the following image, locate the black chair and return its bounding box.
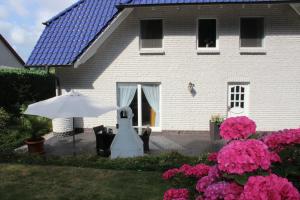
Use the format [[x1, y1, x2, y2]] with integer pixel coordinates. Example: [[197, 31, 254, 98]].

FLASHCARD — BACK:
[[136, 127, 152, 152], [93, 125, 106, 155], [93, 125, 116, 157]]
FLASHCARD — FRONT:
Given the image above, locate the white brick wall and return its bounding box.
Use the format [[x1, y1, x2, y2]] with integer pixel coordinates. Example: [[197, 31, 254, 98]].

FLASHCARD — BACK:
[[56, 4, 300, 132]]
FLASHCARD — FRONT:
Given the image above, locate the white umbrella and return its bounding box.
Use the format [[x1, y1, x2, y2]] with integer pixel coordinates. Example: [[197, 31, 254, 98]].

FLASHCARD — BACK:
[[24, 90, 117, 155], [24, 90, 116, 119]]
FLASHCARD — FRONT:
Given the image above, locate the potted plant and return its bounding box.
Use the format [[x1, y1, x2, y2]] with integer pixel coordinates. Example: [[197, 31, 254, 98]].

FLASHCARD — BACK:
[[209, 114, 224, 141], [23, 115, 50, 154]]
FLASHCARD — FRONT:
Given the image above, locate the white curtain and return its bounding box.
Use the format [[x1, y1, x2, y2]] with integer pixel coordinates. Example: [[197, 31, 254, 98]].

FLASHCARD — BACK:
[[118, 84, 137, 107], [142, 85, 160, 127]]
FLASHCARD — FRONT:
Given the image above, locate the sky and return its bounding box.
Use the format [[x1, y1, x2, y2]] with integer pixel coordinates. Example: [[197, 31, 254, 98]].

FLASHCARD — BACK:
[[0, 0, 77, 62]]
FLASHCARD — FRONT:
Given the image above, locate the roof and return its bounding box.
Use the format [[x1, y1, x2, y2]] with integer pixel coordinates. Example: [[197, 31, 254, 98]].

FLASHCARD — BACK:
[[26, 0, 296, 67], [26, 0, 122, 67], [0, 34, 25, 65]]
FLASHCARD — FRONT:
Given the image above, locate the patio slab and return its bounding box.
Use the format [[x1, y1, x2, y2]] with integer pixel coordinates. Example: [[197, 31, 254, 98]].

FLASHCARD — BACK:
[[42, 130, 225, 157]]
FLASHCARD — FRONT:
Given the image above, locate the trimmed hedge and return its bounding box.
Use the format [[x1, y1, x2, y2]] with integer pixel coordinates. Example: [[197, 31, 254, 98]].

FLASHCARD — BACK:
[[0, 68, 56, 115], [0, 151, 210, 172]]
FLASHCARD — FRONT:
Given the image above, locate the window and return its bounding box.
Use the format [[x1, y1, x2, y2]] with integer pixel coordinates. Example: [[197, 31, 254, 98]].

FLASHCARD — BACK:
[[240, 18, 264, 48], [197, 19, 217, 48], [140, 20, 163, 49], [117, 83, 160, 128]]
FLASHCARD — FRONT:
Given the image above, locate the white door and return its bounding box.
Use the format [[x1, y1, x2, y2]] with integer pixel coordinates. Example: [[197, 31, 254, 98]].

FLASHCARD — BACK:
[[228, 83, 249, 117]]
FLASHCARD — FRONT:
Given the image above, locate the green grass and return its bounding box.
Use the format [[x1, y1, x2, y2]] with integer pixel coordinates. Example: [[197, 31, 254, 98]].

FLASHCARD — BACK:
[[0, 164, 170, 200]]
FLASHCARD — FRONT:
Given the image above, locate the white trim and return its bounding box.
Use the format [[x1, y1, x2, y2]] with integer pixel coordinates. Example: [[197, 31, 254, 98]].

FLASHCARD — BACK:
[[196, 18, 219, 53], [239, 16, 266, 51], [74, 8, 134, 68], [290, 4, 300, 16], [137, 84, 142, 128], [139, 18, 164, 53]]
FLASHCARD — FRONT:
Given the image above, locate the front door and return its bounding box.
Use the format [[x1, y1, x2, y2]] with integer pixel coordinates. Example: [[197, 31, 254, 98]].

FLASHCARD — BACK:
[[227, 83, 249, 117]]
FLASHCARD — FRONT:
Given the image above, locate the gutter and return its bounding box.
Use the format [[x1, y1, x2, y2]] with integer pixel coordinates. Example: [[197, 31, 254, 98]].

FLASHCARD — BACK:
[[116, 0, 299, 9]]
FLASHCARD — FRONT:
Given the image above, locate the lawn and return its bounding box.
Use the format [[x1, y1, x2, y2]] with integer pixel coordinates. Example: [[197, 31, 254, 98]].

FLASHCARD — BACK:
[[0, 164, 169, 200]]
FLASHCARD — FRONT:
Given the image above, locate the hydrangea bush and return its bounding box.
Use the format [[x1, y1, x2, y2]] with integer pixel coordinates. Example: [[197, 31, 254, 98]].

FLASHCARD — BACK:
[[162, 116, 300, 200]]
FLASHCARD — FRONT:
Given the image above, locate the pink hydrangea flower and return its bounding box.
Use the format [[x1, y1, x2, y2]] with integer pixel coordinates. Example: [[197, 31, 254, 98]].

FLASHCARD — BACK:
[[203, 182, 228, 200], [196, 175, 216, 193], [217, 139, 271, 174], [208, 152, 218, 162], [162, 168, 180, 180], [196, 166, 221, 193], [240, 174, 300, 200], [224, 182, 244, 200], [263, 128, 300, 152], [220, 116, 256, 140], [163, 188, 189, 200], [269, 152, 282, 163], [184, 164, 210, 178]]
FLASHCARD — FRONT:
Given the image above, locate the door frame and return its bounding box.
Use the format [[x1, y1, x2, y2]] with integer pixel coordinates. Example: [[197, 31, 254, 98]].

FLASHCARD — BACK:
[[227, 82, 250, 117], [117, 82, 162, 132]]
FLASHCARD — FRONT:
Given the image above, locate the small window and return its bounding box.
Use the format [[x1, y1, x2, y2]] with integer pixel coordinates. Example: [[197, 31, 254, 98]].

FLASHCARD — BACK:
[[198, 19, 217, 48], [140, 20, 163, 49], [240, 18, 264, 48]]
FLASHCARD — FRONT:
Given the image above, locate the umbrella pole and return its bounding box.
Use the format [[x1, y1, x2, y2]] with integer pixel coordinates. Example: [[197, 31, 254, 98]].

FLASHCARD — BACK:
[[73, 134, 76, 156], [72, 118, 76, 156]]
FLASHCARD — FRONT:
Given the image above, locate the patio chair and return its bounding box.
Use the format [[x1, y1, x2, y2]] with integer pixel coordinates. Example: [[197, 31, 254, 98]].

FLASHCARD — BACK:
[[93, 125, 106, 155], [135, 127, 152, 152], [93, 125, 116, 157]]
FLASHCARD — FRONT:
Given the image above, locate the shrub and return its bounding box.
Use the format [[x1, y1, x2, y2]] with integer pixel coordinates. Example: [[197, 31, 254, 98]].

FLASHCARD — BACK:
[[162, 117, 300, 200], [0, 107, 10, 129], [0, 68, 55, 115], [0, 151, 201, 172]]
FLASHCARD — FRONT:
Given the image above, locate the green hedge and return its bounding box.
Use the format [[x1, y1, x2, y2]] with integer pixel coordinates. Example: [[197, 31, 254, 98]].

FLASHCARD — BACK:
[[0, 152, 210, 172], [0, 68, 56, 115]]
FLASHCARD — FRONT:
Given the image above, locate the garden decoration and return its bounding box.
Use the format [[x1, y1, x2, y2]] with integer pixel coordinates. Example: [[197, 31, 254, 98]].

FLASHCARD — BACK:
[[24, 90, 116, 154], [111, 107, 144, 159], [162, 116, 300, 200]]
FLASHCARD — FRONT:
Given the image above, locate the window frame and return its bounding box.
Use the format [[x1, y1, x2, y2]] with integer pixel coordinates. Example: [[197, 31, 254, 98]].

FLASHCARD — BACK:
[[239, 17, 266, 53], [139, 18, 165, 54], [196, 17, 219, 54]]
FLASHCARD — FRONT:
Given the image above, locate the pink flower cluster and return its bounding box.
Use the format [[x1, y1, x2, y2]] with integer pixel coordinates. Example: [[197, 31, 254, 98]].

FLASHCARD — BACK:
[[162, 164, 210, 180], [207, 152, 218, 162], [263, 128, 300, 152], [217, 139, 271, 174], [198, 181, 243, 200], [196, 166, 221, 193], [240, 174, 300, 200], [220, 116, 256, 140], [163, 188, 189, 200]]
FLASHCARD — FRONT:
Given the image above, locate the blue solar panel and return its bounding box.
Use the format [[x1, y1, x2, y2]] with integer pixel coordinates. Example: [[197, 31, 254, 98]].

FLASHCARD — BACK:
[[26, 0, 294, 66]]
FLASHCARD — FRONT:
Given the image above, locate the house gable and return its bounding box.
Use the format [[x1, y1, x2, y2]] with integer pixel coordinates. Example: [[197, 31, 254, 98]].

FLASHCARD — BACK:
[[25, 0, 297, 68], [0, 34, 24, 68]]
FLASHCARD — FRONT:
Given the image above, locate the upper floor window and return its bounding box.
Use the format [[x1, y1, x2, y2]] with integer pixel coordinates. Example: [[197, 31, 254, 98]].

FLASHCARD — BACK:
[[140, 19, 163, 49], [240, 18, 264, 48], [197, 19, 217, 49]]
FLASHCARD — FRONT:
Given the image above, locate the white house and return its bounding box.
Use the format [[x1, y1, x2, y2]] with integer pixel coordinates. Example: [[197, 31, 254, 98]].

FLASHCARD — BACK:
[[0, 34, 24, 68], [26, 0, 300, 133]]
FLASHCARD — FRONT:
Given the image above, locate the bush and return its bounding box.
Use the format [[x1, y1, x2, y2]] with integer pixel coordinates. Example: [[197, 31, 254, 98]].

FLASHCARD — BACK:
[[161, 117, 300, 200], [0, 68, 55, 115], [0, 107, 10, 129], [0, 115, 52, 153], [0, 151, 201, 172]]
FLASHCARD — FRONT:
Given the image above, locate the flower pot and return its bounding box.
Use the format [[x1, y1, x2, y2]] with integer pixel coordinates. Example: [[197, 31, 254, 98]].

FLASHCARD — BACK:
[[25, 137, 45, 155], [209, 121, 221, 141]]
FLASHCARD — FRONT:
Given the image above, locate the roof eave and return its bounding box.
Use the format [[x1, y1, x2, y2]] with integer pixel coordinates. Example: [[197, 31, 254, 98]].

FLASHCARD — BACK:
[[116, 0, 298, 9]]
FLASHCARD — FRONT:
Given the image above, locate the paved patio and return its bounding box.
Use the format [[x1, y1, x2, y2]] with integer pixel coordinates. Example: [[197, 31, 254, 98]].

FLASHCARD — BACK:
[[43, 130, 225, 156]]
